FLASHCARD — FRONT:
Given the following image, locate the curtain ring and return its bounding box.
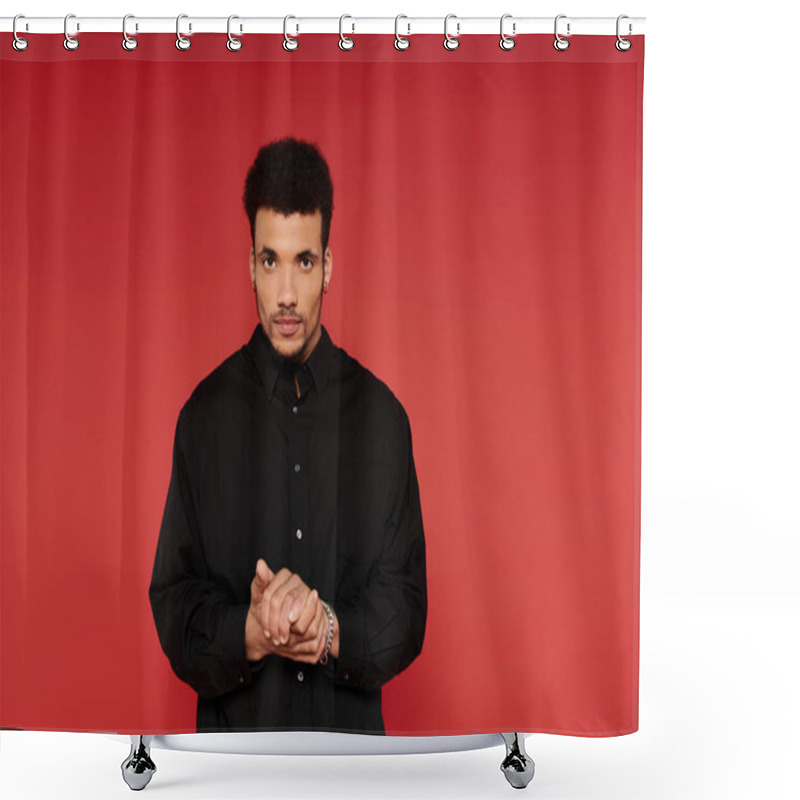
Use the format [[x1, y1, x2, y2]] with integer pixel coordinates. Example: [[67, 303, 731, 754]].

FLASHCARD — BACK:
[[64, 13, 79, 51], [394, 15, 410, 51], [615, 15, 632, 51], [227, 15, 242, 51], [553, 14, 570, 51], [339, 14, 354, 50], [443, 13, 460, 51], [12, 14, 29, 51], [122, 14, 138, 51], [176, 14, 191, 50], [499, 14, 516, 50], [283, 15, 299, 51]]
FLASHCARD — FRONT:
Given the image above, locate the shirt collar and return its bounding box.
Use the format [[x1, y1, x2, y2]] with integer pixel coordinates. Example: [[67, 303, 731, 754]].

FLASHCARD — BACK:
[[247, 322, 335, 402]]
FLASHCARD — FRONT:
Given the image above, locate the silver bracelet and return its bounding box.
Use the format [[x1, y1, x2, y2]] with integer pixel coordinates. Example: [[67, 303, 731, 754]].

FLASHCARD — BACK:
[[319, 600, 334, 665]]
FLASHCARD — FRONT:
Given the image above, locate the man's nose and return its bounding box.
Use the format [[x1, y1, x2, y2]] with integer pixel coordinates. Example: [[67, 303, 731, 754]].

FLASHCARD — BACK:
[[277, 266, 298, 308]]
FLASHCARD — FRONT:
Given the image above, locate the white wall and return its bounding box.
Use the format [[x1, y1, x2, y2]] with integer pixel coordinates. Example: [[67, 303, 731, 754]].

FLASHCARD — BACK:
[[2, 2, 797, 798]]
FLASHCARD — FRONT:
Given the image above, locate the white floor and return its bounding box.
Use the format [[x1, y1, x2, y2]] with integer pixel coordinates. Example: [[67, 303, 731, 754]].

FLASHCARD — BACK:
[[2, 598, 798, 800]]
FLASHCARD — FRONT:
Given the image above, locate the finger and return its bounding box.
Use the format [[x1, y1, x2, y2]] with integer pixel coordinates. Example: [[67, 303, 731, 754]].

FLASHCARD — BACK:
[[278, 587, 307, 645], [289, 586, 313, 624], [291, 589, 318, 636], [310, 605, 328, 660], [251, 559, 273, 604], [280, 600, 326, 652], [281, 646, 315, 665], [268, 575, 301, 643], [276, 633, 321, 663], [311, 616, 327, 661], [256, 558, 274, 584], [250, 575, 261, 605], [282, 630, 322, 658], [281, 616, 321, 651], [259, 568, 293, 635], [268, 573, 303, 644], [312, 602, 328, 642], [260, 567, 292, 612]]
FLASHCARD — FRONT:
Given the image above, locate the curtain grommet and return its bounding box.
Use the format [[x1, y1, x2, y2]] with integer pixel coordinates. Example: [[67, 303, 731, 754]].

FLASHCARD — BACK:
[[64, 13, 79, 51], [499, 14, 516, 50], [339, 14, 355, 51], [443, 13, 460, 51], [394, 15, 410, 50], [283, 15, 299, 51], [554, 14, 570, 51], [12, 14, 29, 51], [176, 14, 191, 50], [227, 15, 243, 51], [615, 15, 632, 51], [122, 14, 138, 51]]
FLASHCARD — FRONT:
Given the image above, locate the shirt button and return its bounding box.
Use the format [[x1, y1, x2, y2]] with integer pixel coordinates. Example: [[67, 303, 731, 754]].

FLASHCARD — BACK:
[[297, 670, 304, 682], [292, 406, 298, 415], [238, 675, 245, 684], [294, 463, 301, 473], [343, 672, 350, 681], [296, 529, 303, 540]]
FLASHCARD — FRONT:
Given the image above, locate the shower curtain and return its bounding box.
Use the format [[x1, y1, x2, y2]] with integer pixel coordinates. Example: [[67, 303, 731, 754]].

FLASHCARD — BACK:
[[1, 30, 643, 737]]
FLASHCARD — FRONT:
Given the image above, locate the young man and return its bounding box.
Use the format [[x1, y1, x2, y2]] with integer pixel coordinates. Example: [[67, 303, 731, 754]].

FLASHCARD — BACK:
[[149, 137, 427, 734]]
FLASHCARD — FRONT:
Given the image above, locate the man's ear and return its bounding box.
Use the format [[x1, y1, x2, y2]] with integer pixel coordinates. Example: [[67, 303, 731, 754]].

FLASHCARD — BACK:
[[249, 246, 256, 286], [323, 248, 333, 290]]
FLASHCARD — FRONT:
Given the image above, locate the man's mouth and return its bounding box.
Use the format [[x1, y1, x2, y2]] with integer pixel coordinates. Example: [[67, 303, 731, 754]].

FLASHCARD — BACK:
[[275, 318, 300, 336]]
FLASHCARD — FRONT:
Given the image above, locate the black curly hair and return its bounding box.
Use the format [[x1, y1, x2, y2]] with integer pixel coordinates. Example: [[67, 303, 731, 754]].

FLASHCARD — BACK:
[[243, 137, 334, 253]]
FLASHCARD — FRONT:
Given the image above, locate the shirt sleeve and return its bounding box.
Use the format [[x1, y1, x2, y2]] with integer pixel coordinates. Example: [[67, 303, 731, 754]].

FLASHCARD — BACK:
[[148, 406, 260, 699], [333, 412, 428, 691]]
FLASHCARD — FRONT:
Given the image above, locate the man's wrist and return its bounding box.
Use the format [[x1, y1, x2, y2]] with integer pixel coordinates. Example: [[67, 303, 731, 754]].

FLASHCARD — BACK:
[[244, 607, 260, 660], [245, 606, 273, 661]]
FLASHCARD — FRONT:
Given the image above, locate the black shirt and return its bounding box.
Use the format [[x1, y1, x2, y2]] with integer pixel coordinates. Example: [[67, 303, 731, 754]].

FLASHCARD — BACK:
[[149, 324, 427, 734]]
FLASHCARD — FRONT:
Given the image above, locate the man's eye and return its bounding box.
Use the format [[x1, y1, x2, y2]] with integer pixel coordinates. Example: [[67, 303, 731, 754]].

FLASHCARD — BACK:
[[262, 257, 275, 268], [301, 258, 313, 269]]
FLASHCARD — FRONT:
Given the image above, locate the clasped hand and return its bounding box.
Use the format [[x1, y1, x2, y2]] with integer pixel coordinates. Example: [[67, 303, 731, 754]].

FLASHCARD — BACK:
[[246, 558, 330, 664]]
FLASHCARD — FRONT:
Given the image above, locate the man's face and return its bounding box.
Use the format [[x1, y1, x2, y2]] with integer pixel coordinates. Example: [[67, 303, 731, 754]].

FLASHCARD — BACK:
[[249, 207, 332, 363]]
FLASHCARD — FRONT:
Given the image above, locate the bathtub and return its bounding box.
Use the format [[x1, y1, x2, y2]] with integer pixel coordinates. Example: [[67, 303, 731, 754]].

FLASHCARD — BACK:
[[115, 731, 535, 790]]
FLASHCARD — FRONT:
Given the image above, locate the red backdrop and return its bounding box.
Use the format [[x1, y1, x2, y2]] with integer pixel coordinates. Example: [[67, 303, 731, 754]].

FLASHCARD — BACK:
[[1, 33, 643, 736]]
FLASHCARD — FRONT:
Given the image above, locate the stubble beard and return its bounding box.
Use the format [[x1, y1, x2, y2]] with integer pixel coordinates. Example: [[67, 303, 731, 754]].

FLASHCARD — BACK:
[[255, 285, 325, 365]]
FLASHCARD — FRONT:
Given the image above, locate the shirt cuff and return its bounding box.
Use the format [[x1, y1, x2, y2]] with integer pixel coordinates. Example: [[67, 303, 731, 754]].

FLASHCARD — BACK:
[[222, 603, 257, 690]]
